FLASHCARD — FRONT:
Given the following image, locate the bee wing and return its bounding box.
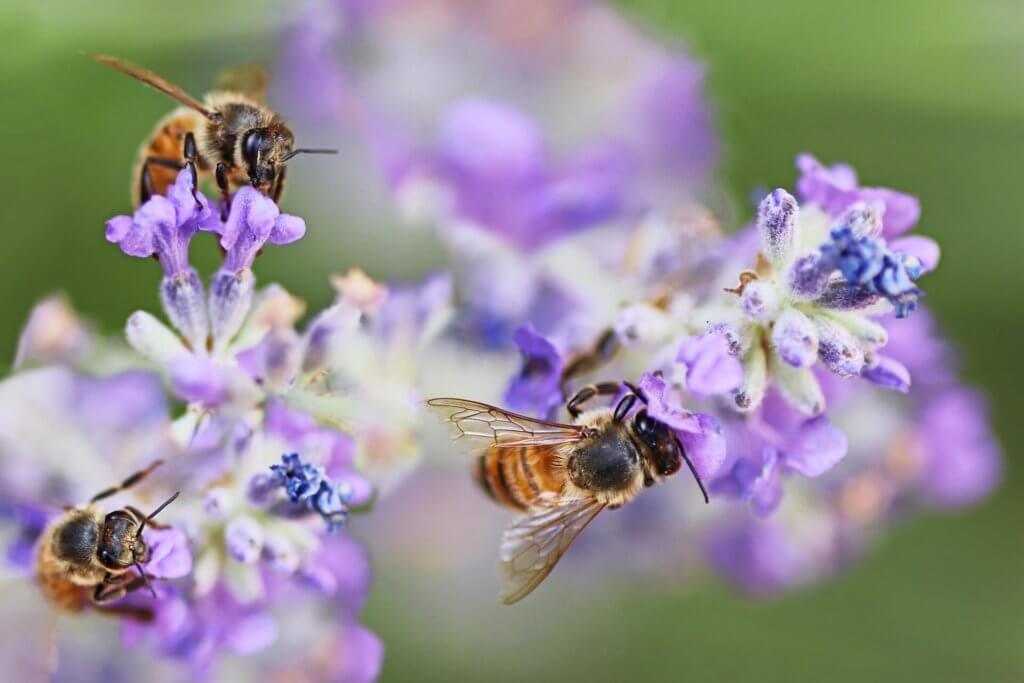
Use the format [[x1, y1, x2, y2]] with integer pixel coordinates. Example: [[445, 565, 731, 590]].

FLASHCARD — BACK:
[[499, 498, 605, 604], [214, 65, 269, 101], [426, 398, 584, 451], [86, 54, 218, 120]]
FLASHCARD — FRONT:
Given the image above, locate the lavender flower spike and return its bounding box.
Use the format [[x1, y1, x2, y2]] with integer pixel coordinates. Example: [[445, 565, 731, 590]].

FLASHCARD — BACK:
[[106, 169, 213, 348], [204, 187, 305, 345]]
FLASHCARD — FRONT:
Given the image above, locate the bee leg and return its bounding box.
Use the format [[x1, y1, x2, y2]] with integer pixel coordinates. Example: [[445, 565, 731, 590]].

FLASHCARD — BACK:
[[559, 328, 621, 399], [139, 156, 182, 203], [89, 459, 165, 503], [94, 604, 154, 622], [183, 132, 202, 209], [566, 381, 623, 418], [215, 161, 231, 221], [272, 164, 287, 203]]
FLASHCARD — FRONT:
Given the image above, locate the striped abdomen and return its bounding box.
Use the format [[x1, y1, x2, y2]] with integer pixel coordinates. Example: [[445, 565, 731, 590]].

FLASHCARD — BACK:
[[131, 107, 206, 207], [473, 445, 567, 511]]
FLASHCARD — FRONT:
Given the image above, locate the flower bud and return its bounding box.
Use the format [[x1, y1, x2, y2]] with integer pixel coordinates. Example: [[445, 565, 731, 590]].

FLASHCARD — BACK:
[[740, 282, 780, 322], [813, 316, 865, 377], [862, 354, 911, 393], [160, 269, 208, 350], [771, 308, 818, 368], [225, 515, 264, 564], [209, 268, 255, 348], [731, 344, 767, 412], [757, 188, 799, 269], [788, 254, 833, 301], [774, 362, 825, 416], [125, 310, 189, 364]]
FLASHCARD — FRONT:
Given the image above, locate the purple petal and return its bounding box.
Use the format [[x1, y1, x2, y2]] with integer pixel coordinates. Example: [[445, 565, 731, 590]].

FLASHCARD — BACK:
[[269, 214, 307, 245], [677, 413, 727, 480], [890, 235, 940, 273], [677, 332, 743, 396], [143, 527, 192, 579], [862, 355, 911, 392], [503, 325, 564, 418], [168, 355, 230, 405], [638, 373, 702, 433], [437, 97, 544, 182], [225, 613, 277, 655], [783, 416, 848, 477]]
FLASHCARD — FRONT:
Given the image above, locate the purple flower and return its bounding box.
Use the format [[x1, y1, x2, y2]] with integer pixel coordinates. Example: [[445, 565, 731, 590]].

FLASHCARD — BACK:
[[204, 187, 306, 273], [142, 527, 192, 579], [504, 325, 565, 419], [918, 389, 1002, 507], [105, 169, 212, 276], [638, 373, 726, 479], [676, 332, 743, 397], [796, 153, 920, 236], [706, 518, 816, 597], [710, 448, 782, 516]]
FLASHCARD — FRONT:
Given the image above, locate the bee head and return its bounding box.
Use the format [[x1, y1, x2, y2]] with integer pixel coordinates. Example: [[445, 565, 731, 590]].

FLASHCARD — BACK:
[[241, 126, 294, 189], [97, 510, 147, 571], [632, 409, 682, 477]]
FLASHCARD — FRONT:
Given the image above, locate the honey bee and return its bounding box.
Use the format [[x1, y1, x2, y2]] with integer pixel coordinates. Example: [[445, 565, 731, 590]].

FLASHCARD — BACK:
[[87, 54, 337, 212], [428, 381, 709, 604], [35, 460, 179, 619]]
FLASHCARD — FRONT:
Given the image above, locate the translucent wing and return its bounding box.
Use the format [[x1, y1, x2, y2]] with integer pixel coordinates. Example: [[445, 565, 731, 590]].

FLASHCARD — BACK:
[[499, 498, 605, 604], [87, 54, 217, 120], [214, 65, 269, 101], [426, 398, 584, 450]]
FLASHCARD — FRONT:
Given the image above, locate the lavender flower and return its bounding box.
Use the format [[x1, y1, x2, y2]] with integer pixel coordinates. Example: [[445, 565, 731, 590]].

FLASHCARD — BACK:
[[504, 325, 566, 419]]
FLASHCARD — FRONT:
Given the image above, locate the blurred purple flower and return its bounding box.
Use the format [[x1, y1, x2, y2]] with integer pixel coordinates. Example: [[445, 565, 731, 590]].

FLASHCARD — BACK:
[[504, 325, 565, 418], [677, 332, 743, 397], [796, 153, 920, 236]]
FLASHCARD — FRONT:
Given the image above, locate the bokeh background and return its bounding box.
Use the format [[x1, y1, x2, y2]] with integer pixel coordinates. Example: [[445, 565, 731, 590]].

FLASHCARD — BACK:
[[0, 0, 1020, 680]]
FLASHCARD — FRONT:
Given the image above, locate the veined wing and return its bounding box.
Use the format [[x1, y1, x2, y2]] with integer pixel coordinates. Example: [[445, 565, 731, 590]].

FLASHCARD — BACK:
[[498, 498, 605, 604], [426, 398, 584, 450]]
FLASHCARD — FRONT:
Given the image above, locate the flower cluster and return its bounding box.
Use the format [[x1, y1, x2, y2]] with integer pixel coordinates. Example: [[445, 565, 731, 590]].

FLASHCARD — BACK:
[[0, 163, 453, 678], [275, 0, 1000, 604]]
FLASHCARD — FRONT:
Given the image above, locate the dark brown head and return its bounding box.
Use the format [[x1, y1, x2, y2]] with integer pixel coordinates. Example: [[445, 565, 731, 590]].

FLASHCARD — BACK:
[[630, 409, 683, 480], [96, 509, 149, 571], [240, 123, 338, 193], [240, 124, 295, 190]]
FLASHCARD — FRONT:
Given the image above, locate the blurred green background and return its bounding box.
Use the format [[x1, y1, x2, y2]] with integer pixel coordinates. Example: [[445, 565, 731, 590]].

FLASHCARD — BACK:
[[0, 0, 1020, 680]]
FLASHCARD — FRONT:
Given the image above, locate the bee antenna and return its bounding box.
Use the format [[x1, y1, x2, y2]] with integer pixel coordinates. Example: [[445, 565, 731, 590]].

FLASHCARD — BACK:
[[134, 562, 158, 599], [676, 438, 710, 504], [135, 491, 180, 539], [283, 148, 339, 161]]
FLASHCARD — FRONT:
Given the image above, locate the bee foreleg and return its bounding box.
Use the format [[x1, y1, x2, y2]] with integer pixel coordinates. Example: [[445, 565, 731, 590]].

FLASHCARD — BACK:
[[215, 161, 231, 221], [89, 459, 164, 503], [94, 603, 154, 622], [183, 132, 202, 209], [272, 164, 287, 203], [566, 381, 623, 418]]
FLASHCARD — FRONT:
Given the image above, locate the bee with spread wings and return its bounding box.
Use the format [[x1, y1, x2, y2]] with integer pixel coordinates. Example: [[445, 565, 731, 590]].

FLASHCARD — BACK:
[[428, 381, 708, 604]]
